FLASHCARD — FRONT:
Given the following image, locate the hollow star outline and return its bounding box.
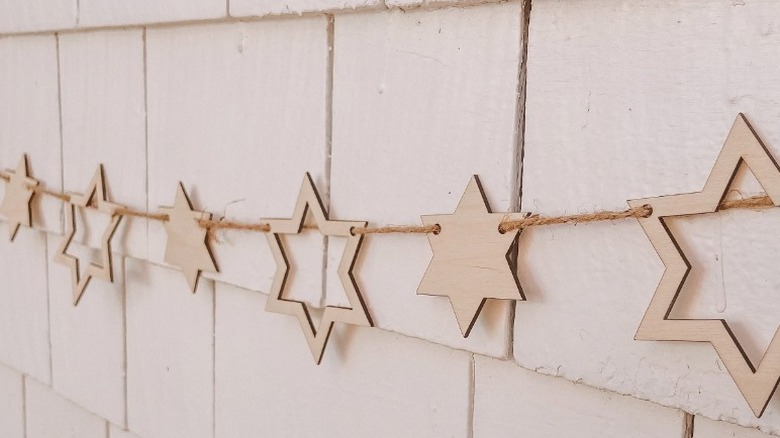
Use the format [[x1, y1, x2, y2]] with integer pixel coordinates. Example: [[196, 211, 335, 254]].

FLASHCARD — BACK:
[[264, 173, 372, 364], [417, 175, 526, 337], [0, 154, 38, 241], [159, 183, 218, 293], [54, 165, 124, 306], [629, 114, 780, 417]]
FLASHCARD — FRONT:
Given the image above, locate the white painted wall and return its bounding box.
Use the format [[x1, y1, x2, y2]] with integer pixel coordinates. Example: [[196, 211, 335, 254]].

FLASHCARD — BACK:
[[1, 0, 779, 436]]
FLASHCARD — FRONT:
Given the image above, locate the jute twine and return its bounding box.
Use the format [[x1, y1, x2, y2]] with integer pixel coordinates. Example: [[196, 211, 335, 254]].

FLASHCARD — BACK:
[[0, 171, 775, 236]]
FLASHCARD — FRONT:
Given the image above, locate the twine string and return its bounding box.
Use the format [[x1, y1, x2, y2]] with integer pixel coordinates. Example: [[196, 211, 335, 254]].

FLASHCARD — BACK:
[[0, 172, 775, 236]]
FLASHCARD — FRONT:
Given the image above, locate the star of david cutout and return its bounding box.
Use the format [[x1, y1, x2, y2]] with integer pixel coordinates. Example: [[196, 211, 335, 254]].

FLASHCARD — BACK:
[[264, 173, 372, 364], [417, 176, 525, 337], [629, 114, 780, 417], [159, 183, 218, 292], [0, 154, 38, 241], [54, 165, 124, 306]]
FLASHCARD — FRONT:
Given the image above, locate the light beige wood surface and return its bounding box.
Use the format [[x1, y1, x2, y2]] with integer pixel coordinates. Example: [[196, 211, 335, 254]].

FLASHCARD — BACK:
[[629, 114, 780, 417], [159, 182, 218, 293], [54, 165, 124, 306], [264, 173, 372, 364], [0, 154, 38, 241], [417, 176, 525, 337]]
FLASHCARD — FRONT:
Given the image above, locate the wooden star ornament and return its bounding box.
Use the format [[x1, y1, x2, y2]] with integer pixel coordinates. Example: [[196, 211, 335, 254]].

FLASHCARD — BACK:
[[54, 165, 124, 306], [417, 176, 526, 337], [0, 154, 38, 241], [629, 114, 780, 417], [159, 183, 218, 292], [264, 173, 372, 364]]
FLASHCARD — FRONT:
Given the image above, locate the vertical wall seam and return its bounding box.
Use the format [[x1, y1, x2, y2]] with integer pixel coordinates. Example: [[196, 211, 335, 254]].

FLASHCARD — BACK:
[[43, 234, 54, 388], [320, 14, 335, 308], [507, 0, 532, 360], [683, 413, 695, 438], [120, 257, 128, 429], [21, 375, 27, 437], [142, 28, 150, 261], [55, 33, 65, 227], [212, 284, 217, 438], [467, 354, 475, 438]]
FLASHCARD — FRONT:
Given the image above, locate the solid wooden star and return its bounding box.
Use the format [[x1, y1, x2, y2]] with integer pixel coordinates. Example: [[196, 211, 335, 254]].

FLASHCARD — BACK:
[[159, 182, 218, 292], [0, 154, 38, 241], [54, 165, 124, 306], [629, 114, 780, 417], [264, 173, 372, 364], [417, 175, 525, 337]]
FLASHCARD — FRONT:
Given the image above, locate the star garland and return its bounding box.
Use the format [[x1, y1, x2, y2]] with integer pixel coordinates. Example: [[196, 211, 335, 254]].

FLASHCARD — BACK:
[[1, 114, 780, 417]]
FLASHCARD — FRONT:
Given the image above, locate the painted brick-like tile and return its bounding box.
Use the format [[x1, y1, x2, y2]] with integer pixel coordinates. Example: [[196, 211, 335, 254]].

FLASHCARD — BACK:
[[694, 416, 779, 438], [126, 259, 213, 438], [47, 236, 125, 425], [0, 0, 76, 33], [214, 282, 471, 437], [229, 0, 379, 17], [25, 377, 106, 438], [330, 3, 522, 357], [59, 29, 147, 260], [79, 0, 225, 27], [0, 363, 24, 438], [0, 230, 50, 383], [146, 19, 329, 304], [474, 356, 685, 437], [518, 0, 780, 432], [110, 425, 143, 438], [0, 35, 62, 235]]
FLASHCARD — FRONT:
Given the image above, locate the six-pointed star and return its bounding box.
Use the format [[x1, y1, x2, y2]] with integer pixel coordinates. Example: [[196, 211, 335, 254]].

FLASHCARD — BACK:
[[160, 182, 218, 292], [54, 165, 124, 306], [264, 173, 372, 364], [417, 175, 526, 337], [0, 154, 38, 241], [630, 114, 780, 417]]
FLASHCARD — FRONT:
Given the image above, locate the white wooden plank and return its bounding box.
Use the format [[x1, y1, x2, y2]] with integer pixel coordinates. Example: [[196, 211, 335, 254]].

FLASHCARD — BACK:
[[330, 2, 523, 357]]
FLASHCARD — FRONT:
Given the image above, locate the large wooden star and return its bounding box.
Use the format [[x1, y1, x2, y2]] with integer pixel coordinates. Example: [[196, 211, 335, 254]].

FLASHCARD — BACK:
[[0, 154, 38, 241], [629, 114, 780, 417], [54, 165, 124, 306], [159, 183, 218, 292], [264, 173, 372, 364], [417, 176, 525, 337]]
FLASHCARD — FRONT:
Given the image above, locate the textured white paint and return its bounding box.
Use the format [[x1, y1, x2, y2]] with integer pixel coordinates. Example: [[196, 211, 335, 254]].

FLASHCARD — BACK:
[[146, 19, 329, 305], [520, 0, 780, 431], [0, 35, 62, 235], [125, 259, 214, 438], [695, 415, 779, 438], [0, 363, 24, 438], [59, 29, 147, 260], [79, 0, 226, 27], [25, 377, 106, 438], [0, 0, 76, 33], [330, 2, 522, 357], [474, 355, 685, 437], [215, 282, 471, 437], [47, 236, 125, 425], [230, 0, 380, 17], [0, 231, 50, 383]]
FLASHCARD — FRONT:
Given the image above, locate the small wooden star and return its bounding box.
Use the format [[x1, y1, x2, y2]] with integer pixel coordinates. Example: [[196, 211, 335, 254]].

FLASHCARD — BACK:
[[159, 182, 218, 292], [0, 154, 38, 241], [630, 114, 780, 417], [54, 165, 124, 306], [417, 176, 526, 337], [264, 173, 372, 364]]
